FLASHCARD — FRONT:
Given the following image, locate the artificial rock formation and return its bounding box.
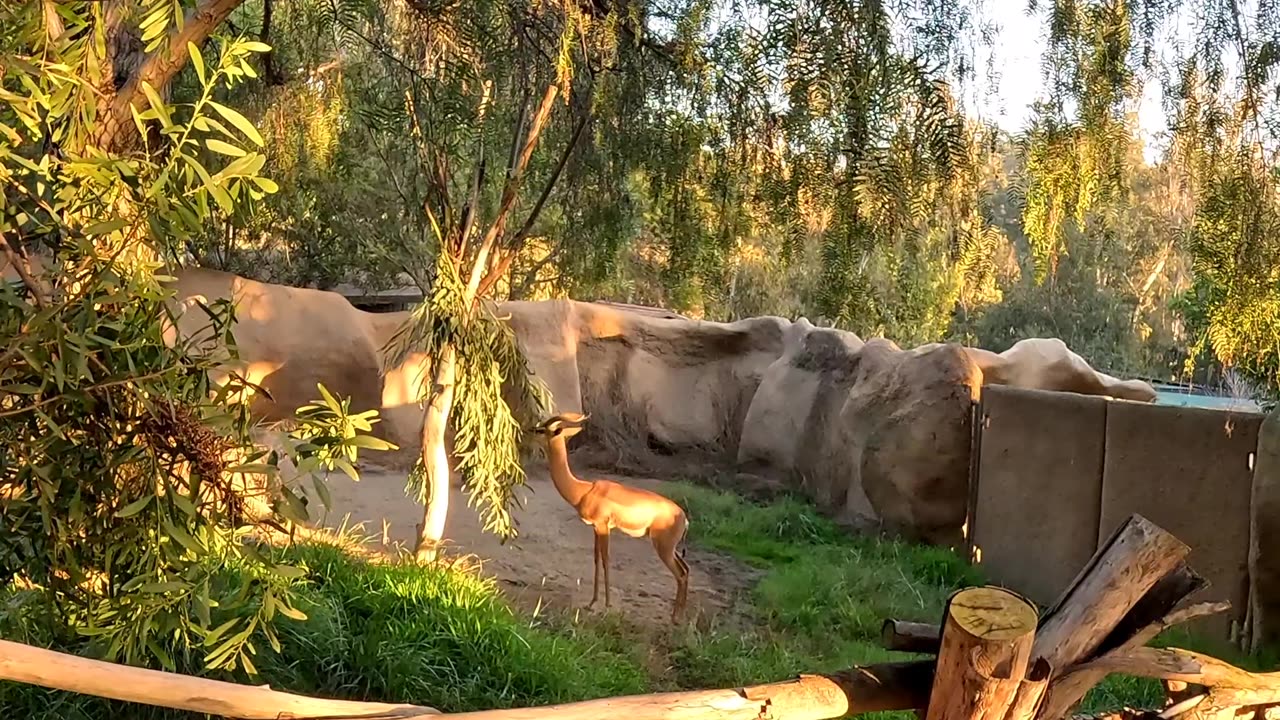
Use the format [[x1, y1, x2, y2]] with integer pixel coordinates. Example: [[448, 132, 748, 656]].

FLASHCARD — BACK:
[[159, 267, 1157, 544]]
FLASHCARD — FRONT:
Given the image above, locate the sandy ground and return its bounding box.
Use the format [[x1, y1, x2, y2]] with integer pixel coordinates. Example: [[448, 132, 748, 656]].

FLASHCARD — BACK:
[[304, 464, 759, 629]]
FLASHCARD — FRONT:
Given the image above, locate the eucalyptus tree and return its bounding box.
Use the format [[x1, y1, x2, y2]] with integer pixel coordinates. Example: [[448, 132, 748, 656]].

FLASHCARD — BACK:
[[1, 2, 393, 674]]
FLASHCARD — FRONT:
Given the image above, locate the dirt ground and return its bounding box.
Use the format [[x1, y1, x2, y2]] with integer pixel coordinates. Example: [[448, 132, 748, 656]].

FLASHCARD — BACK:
[[304, 464, 759, 629]]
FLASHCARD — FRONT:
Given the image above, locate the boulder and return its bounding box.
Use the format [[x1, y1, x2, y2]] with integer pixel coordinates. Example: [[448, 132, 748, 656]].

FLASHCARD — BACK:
[[965, 338, 1156, 402], [739, 322, 981, 543]]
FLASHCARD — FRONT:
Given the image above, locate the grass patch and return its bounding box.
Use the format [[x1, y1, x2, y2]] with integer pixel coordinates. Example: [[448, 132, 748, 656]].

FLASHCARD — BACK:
[[661, 482, 1275, 716], [3, 482, 1272, 719], [0, 543, 647, 719], [662, 483, 981, 694]]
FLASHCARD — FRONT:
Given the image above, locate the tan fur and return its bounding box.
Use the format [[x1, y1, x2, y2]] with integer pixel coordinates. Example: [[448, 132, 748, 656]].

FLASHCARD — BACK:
[[531, 412, 690, 621]]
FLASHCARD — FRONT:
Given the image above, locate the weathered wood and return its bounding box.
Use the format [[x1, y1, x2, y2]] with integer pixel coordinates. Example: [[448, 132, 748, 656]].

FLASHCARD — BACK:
[[0, 638, 936, 720], [1077, 646, 1280, 716], [1036, 589, 1227, 720], [1094, 564, 1207, 658], [1033, 515, 1191, 673], [452, 662, 935, 720], [0, 638, 437, 719], [1005, 659, 1053, 720], [881, 619, 942, 654], [927, 586, 1039, 720]]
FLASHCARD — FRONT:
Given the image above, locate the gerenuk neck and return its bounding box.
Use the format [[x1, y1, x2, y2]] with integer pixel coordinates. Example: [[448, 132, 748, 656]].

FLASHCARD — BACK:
[[544, 437, 592, 507]]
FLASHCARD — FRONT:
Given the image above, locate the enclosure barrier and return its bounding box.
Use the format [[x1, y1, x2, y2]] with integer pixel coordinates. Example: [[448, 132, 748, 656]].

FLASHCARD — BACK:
[[4, 515, 1280, 720]]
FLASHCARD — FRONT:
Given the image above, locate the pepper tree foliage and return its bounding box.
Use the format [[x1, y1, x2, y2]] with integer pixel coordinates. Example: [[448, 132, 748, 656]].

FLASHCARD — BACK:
[[628, 0, 1005, 340], [1017, 0, 1280, 391], [0, 4, 391, 673], [203, 0, 1008, 346]]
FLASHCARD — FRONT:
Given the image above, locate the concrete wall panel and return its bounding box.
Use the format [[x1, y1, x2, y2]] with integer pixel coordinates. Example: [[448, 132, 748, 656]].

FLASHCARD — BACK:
[[971, 385, 1107, 607], [1099, 401, 1261, 637]]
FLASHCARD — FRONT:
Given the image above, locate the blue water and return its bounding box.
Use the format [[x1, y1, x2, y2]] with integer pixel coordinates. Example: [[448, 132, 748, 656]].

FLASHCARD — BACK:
[[1152, 390, 1261, 413]]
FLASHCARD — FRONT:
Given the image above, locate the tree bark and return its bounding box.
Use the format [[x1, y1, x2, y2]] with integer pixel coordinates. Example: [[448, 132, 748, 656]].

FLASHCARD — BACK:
[[1030, 517, 1212, 720], [1040, 601, 1230, 720], [95, 0, 247, 152], [416, 343, 457, 561], [1032, 515, 1191, 673], [1076, 646, 1280, 717], [926, 586, 1039, 720], [1005, 659, 1052, 720], [0, 639, 437, 719]]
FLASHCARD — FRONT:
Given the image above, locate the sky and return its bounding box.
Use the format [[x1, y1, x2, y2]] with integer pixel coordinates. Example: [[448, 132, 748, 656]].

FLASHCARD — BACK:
[[974, 0, 1197, 163]]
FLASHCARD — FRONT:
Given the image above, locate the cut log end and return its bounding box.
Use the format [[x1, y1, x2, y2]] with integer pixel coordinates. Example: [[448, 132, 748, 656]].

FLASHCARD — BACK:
[[927, 587, 1040, 720], [949, 587, 1039, 643]]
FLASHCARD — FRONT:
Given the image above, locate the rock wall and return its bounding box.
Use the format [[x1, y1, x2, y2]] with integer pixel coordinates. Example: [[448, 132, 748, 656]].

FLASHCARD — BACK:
[[163, 268, 1156, 543]]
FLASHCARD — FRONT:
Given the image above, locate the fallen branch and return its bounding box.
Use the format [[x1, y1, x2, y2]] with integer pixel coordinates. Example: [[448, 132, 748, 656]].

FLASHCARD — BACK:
[[1033, 515, 1192, 674], [1079, 647, 1280, 709], [1038, 600, 1230, 720], [0, 639, 437, 719], [0, 638, 935, 720], [882, 619, 943, 654]]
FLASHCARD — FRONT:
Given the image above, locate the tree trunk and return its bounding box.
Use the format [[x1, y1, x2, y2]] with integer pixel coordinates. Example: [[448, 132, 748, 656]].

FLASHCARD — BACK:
[[94, 0, 248, 153], [416, 343, 457, 562], [926, 586, 1038, 720]]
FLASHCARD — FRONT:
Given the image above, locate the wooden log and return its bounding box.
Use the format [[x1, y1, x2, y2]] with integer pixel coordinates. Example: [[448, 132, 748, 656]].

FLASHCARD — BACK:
[[0, 639, 437, 719], [452, 662, 936, 720], [1005, 659, 1053, 720], [1094, 564, 1207, 658], [927, 586, 1039, 720], [1076, 646, 1280, 715], [1033, 515, 1191, 673], [1035, 587, 1226, 720], [0, 637, 937, 720], [882, 619, 942, 654]]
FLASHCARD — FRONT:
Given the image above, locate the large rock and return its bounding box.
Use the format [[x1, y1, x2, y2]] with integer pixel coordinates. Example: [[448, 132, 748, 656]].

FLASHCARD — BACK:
[[964, 338, 1157, 402], [157, 267, 1156, 543], [739, 321, 980, 543]]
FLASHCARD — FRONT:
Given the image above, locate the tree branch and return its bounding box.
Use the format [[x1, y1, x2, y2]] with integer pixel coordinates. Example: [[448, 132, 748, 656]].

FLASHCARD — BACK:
[[464, 85, 559, 298], [0, 233, 47, 309], [475, 104, 590, 298], [99, 0, 246, 150]]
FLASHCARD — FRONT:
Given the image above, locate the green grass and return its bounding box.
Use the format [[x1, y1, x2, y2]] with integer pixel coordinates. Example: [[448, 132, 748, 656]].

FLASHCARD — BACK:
[[660, 482, 1274, 715], [0, 543, 648, 719], [661, 483, 982, 694], [2, 482, 1272, 718]]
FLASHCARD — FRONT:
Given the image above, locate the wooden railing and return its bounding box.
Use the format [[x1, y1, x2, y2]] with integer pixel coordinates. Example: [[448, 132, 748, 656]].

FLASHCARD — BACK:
[[3, 515, 1279, 720]]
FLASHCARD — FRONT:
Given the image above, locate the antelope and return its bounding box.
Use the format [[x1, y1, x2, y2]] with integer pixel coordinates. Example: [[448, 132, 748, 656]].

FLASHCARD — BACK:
[[528, 412, 690, 621]]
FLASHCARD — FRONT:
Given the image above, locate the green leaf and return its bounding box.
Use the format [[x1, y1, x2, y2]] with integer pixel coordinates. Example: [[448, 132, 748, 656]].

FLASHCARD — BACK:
[[188, 42, 207, 86], [208, 101, 263, 146], [271, 564, 307, 579], [203, 618, 240, 648], [206, 138, 247, 157], [82, 218, 130, 236], [140, 82, 172, 129], [317, 384, 340, 412], [241, 41, 273, 53], [276, 601, 308, 621], [146, 638, 176, 671], [114, 494, 154, 518], [253, 177, 280, 193], [343, 435, 396, 451], [138, 581, 188, 594]]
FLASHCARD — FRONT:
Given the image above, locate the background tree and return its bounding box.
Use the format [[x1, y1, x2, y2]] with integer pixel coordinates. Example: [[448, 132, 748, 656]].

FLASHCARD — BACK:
[[1, 4, 389, 673]]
